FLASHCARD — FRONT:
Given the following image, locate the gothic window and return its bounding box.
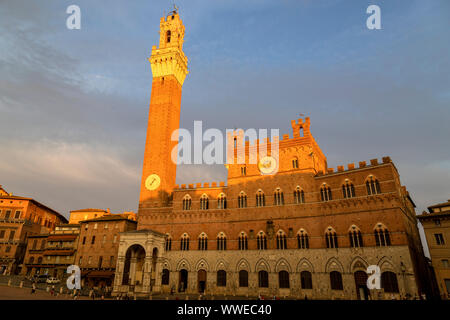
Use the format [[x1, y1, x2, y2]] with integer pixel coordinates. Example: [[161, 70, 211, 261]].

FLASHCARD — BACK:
[[29, 257, 34, 264], [257, 231, 267, 250], [258, 270, 269, 288], [182, 195, 192, 210], [301, 271, 313, 289], [180, 233, 190, 251], [161, 269, 170, 285], [241, 166, 247, 176], [239, 270, 248, 287], [218, 193, 227, 209], [435, 233, 445, 245], [366, 175, 381, 195], [342, 180, 355, 198], [198, 232, 208, 251], [274, 188, 284, 206], [330, 271, 343, 290], [276, 230, 287, 249], [294, 186, 305, 204], [320, 184, 332, 201], [374, 223, 391, 246], [325, 227, 338, 249], [200, 194, 209, 210], [166, 30, 171, 43], [238, 232, 248, 250], [381, 271, 399, 293], [256, 190, 265, 207], [279, 271, 290, 288], [238, 191, 248, 208], [165, 235, 172, 251], [217, 270, 227, 287], [292, 157, 299, 169], [349, 225, 364, 248], [297, 229, 309, 249], [217, 232, 227, 250]]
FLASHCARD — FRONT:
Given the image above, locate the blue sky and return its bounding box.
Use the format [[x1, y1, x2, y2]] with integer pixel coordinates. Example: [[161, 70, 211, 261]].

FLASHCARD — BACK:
[[0, 0, 449, 234]]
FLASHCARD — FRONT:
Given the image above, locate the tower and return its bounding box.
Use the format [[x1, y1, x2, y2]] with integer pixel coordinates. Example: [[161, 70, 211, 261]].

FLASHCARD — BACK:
[[139, 9, 188, 210]]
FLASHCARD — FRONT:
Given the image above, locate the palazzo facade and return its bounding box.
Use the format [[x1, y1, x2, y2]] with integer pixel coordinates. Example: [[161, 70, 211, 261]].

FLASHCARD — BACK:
[[113, 10, 431, 300]]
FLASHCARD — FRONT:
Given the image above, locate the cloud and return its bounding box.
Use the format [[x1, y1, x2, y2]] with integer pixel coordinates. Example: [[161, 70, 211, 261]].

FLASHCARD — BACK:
[[0, 139, 140, 217]]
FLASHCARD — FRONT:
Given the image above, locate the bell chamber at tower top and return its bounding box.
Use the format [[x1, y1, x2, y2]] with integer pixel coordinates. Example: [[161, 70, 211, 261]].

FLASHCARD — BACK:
[[149, 11, 189, 86]]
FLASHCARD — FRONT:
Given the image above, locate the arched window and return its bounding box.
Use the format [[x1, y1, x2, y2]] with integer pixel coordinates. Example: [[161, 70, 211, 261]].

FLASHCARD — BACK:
[[166, 30, 171, 43], [257, 231, 267, 250], [366, 175, 381, 195], [274, 188, 284, 206], [320, 184, 332, 201], [381, 271, 399, 293], [349, 225, 363, 248], [258, 270, 269, 288], [182, 195, 192, 210], [330, 271, 343, 290], [180, 233, 189, 251], [29, 257, 35, 264], [300, 271, 312, 289], [325, 227, 338, 249], [276, 230, 287, 249], [165, 234, 172, 251], [292, 157, 299, 169], [240, 166, 247, 176], [342, 180, 355, 198], [200, 194, 209, 210], [279, 271, 290, 288], [239, 270, 248, 287], [297, 229, 309, 249], [294, 186, 305, 204], [256, 190, 265, 207], [217, 232, 226, 250], [161, 269, 170, 285], [37, 257, 42, 264], [198, 232, 208, 250], [217, 193, 227, 209], [374, 223, 391, 246], [238, 232, 248, 250], [238, 191, 247, 208], [217, 270, 227, 287]]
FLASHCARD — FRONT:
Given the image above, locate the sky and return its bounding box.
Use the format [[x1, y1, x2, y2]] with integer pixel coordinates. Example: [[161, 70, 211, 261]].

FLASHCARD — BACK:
[[0, 0, 449, 252]]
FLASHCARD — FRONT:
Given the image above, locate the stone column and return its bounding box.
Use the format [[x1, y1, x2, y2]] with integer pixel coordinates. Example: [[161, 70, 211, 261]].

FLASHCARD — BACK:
[[113, 257, 124, 290], [129, 257, 137, 286], [152, 257, 163, 293], [143, 256, 152, 293]]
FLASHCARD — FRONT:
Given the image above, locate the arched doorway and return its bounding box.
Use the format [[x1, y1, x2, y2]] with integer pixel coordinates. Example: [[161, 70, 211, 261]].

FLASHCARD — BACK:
[[354, 271, 369, 300], [179, 269, 188, 292], [121, 244, 146, 286], [198, 269, 207, 293]]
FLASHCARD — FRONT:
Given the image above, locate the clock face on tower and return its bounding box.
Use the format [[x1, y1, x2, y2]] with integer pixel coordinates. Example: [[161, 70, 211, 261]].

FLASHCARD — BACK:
[[145, 174, 161, 191], [258, 156, 277, 175]]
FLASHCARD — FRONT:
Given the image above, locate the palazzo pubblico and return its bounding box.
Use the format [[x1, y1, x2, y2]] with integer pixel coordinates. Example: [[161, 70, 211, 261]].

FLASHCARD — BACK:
[[112, 10, 430, 300]]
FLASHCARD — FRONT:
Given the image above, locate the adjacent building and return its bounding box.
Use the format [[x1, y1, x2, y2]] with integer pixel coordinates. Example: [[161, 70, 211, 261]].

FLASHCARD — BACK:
[[75, 214, 137, 289], [69, 208, 136, 224], [0, 185, 67, 275], [22, 224, 80, 278], [418, 200, 450, 299]]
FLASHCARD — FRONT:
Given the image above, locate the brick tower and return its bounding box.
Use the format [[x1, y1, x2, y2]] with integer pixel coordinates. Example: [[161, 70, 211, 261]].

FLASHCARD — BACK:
[[139, 9, 188, 210]]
